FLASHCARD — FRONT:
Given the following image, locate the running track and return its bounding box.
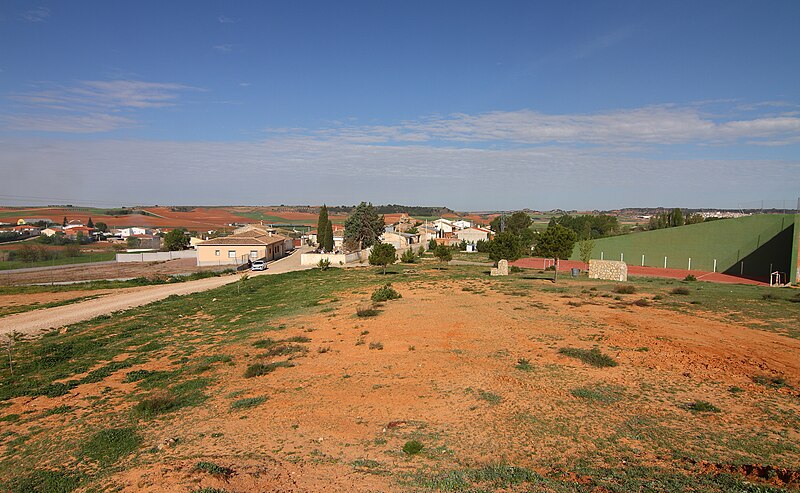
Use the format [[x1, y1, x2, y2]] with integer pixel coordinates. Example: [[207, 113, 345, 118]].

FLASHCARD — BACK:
[[511, 257, 768, 286]]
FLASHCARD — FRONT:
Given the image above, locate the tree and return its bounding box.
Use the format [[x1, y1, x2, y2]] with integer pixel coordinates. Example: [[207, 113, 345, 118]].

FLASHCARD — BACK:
[[669, 208, 684, 228], [94, 222, 108, 232], [87, 217, 94, 228], [433, 244, 452, 264], [369, 242, 396, 274], [62, 216, 68, 227], [126, 236, 141, 249], [163, 228, 189, 251], [490, 211, 531, 234], [685, 213, 704, 225], [488, 232, 523, 262], [578, 239, 595, 268], [400, 248, 416, 263], [428, 238, 437, 250], [344, 202, 384, 249], [323, 220, 334, 252], [533, 224, 577, 282], [317, 205, 330, 250]]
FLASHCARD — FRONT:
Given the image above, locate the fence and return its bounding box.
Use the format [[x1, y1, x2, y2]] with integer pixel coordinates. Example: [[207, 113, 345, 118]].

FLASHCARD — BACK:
[[116, 250, 197, 262]]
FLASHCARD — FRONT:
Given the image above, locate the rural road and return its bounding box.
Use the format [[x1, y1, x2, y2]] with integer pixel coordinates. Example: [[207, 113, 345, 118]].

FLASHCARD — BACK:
[[0, 246, 313, 337]]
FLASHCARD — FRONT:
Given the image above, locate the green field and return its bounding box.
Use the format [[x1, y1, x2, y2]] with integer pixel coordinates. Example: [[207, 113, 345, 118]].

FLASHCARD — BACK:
[[0, 252, 116, 271], [570, 214, 798, 281]]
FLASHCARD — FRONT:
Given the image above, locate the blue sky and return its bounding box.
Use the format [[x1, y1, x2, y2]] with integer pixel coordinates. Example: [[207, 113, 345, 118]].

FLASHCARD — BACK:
[[1, 1, 798, 210]]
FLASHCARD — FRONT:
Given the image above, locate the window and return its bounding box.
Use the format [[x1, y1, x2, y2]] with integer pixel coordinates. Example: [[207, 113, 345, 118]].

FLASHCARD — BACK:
[[228, 250, 236, 258], [250, 250, 258, 258], [214, 250, 220, 256]]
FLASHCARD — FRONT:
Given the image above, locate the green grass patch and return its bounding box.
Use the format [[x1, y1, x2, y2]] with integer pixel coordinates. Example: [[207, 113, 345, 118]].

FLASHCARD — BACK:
[[558, 347, 618, 367], [477, 390, 501, 405], [230, 396, 267, 410], [570, 385, 623, 404], [81, 427, 142, 466], [403, 440, 424, 455], [194, 461, 234, 477], [686, 400, 721, 413], [514, 358, 533, 371], [4, 469, 83, 493], [0, 252, 115, 271]]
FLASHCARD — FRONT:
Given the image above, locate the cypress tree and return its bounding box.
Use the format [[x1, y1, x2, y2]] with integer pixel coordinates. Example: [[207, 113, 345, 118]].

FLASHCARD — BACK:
[[317, 205, 329, 250], [87, 217, 94, 228], [324, 220, 334, 252], [62, 216, 68, 227]]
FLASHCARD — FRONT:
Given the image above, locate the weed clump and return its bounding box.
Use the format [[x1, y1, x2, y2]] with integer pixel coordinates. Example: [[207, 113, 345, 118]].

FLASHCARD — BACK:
[[371, 283, 402, 302], [684, 274, 697, 281], [752, 375, 788, 388], [243, 361, 294, 378], [194, 461, 234, 477], [558, 347, 618, 368], [632, 298, 651, 307], [613, 285, 636, 294], [671, 287, 691, 295], [686, 400, 720, 413], [515, 358, 533, 371], [357, 305, 380, 317], [403, 440, 424, 455], [132, 392, 179, 417], [230, 396, 267, 410], [368, 341, 384, 350]]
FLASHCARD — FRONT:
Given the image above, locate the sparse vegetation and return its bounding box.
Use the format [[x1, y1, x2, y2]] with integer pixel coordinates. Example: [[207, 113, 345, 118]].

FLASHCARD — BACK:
[[514, 358, 533, 371], [368, 341, 384, 350], [671, 286, 691, 295], [230, 396, 267, 410], [403, 440, 424, 455], [371, 283, 402, 302], [613, 284, 636, 294], [686, 400, 721, 413], [356, 305, 380, 317], [194, 461, 234, 477], [244, 361, 294, 378], [81, 427, 142, 466], [558, 347, 618, 367]]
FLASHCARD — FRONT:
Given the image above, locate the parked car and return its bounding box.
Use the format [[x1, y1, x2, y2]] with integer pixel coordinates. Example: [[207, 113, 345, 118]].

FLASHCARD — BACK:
[[250, 260, 267, 271]]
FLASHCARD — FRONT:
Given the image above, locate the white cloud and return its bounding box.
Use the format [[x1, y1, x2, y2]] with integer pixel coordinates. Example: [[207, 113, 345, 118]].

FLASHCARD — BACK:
[[218, 16, 236, 24], [21, 6, 50, 22], [213, 44, 234, 53], [4, 79, 198, 133]]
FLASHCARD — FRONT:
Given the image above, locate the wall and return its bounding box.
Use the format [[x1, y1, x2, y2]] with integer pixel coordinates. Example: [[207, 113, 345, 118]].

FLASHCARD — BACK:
[[197, 245, 266, 266], [300, 252, 361, 266], [570, 214, 796, 281], [588, 259, 628, 281], [116, 250, 197, 262]]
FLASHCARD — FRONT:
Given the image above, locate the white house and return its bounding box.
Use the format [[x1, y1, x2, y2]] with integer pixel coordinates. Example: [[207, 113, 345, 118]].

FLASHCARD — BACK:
[[453, 219, 472, 230], [115, 227, 150, 238], [455, 227, 492, 244], [381, 231, 417, 250], [433, 218, 454, 235]]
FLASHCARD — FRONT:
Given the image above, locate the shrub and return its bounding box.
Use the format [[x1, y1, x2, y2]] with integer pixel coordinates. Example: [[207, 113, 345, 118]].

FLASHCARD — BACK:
[[671, 287, 691, 295], [368, 341, 384, 350], [317, 258, 331, 271], [194, 461, 234, 477], [478, 390, 502, 404], [356, 305, 380, 317], [403, 440, 424, 455], [371, 283, 402, 302], [230, 397, 267, 410], [686, 400, 720, 413], [400, 249, 416, 263], [632, 298, 650, 307], [244, 361, 294, 378], [684, 274, 697, 281], [613, 285, 636, 294], [558, 347, 618, 368], [132, 392, 179, 417], [515, 358, 533, 371]]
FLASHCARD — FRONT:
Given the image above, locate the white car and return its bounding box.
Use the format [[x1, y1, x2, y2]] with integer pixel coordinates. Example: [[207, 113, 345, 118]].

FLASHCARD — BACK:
[[250, 260, 267, 271]]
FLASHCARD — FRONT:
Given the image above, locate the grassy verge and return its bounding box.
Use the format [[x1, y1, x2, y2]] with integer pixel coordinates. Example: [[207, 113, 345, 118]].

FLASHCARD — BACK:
[[0, 252, 116, 270]]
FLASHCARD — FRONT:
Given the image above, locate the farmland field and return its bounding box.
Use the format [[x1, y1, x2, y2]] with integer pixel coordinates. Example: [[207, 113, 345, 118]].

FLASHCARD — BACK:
[[0, 265, 798, 492]]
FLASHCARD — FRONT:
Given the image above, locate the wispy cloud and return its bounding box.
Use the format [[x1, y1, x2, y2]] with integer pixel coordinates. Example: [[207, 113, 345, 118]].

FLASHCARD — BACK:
[[573, 25, 637, 60], [21, 6, 50, 22], [218, 15, 236, 24], [5, 79, 198, 133], [282, 104, 800, 148], [213, 44, 234, 53]]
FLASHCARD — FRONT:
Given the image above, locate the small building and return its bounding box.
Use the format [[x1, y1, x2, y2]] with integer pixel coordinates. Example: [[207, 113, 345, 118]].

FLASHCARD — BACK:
[[381, 231, 418, 250], [433, 218, 454, 235], [196, 230, 287, 266], [454, 227, 492, 244], [41, 226, 64, 237], [453, 219, 472, 230]]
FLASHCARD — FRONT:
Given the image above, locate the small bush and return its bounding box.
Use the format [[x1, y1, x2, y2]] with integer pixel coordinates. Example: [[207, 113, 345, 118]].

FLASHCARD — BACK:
[[369, 341, 384, 350], [230, 397, 267, 410], [613, 285, 636, 294], [510, 265, 523, 273], [261, 344, 308, 357], [515, 358, 533, 371], [752, 375, 788, 388], [684, 274, 697, 281], [558, 347, 618, 368], [356, 305, 380, 317], [132, 392, 179, 417], [317, 258, 331, 271], [244, 361, 294, 378], [317, 346, 331, 354], [478, 390, 502, 404], [194, 461, 234, 477], [403, 440, 424, 455], [400, 249, 416, 263], [671, 287, 691, 295], [371, 283, 402, 302], [632, 298, 650, 307], [686, 400, 720, 413]]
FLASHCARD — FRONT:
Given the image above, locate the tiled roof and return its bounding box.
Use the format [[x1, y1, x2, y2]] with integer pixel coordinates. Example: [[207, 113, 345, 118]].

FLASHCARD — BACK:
[[199, 231, 287, 246]]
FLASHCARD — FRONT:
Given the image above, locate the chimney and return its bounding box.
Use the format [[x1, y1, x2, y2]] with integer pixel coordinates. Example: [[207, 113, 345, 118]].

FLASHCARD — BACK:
[[269, 231, 272, 236]]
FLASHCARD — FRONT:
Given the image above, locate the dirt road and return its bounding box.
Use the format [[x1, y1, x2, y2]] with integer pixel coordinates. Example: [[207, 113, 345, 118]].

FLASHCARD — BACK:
[[0, 247, 312, 336]]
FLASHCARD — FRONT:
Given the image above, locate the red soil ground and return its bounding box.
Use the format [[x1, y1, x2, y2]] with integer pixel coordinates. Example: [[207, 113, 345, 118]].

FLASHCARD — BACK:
[[512, 257, 769, 286]]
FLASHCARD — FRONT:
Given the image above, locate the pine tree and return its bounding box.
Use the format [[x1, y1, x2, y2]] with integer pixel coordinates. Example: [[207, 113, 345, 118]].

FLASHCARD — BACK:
[[324, 220, 334, 252], [87, 217, 94, 228]]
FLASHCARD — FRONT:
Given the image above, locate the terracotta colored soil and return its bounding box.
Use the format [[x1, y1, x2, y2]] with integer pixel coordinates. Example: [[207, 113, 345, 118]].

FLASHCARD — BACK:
[[513, 257, 769, 286], [2, 274, 798, 491]]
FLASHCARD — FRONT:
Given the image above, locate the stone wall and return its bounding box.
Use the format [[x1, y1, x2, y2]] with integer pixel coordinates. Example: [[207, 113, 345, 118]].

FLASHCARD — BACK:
[[589, 259, 628, 281]]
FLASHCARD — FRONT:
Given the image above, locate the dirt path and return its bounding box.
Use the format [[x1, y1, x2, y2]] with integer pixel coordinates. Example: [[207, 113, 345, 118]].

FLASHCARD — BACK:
[[0, 247, 312, 336]]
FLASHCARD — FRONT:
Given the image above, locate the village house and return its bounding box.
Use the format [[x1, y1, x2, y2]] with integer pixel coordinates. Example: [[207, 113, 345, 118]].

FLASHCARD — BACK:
[[381, 230, 418, 250], [41, 226, 64, 237], [454, 226, 492, 244], [196, 229, 288, 266]]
